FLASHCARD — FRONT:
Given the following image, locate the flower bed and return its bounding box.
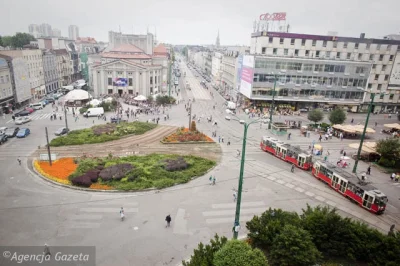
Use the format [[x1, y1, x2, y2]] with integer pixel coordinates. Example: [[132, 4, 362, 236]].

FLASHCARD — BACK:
[[162, 127, 214, 143], [34, 158, 77, 185]]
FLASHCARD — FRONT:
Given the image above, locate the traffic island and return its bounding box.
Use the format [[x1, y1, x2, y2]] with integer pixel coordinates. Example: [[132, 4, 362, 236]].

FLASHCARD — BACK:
[[161, 126, 214, 144], [33, 154, 216, 191]]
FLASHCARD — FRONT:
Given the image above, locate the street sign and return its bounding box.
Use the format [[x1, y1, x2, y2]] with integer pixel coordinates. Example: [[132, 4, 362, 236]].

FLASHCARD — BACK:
[[40, 154, 57, 161]]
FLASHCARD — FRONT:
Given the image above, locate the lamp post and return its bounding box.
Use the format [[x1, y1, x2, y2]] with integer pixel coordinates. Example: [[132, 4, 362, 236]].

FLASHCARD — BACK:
[[268, 75, 278, 130], [233, 118, 260, 239], [168, 61, 172, 97], [352, 92, 381, 173]]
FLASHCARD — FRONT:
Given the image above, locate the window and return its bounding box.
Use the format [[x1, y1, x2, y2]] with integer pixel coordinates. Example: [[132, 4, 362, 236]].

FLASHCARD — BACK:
[[0, 76, 3, 83], [387, 45, 392, 50], [128, 72, 132, 75], [269, 37, 273, 43], [273, 48, 277, 55], [379, 55, 384, 61], [280, 38, 284, 44], [150, 76, 153, 84], [377, 84, 382, 90], [385, 75, 389, 81], [333, 41, 337, 48], [117, 71, 123, 75], [380, 94, 384, 100], [129, 78, 133, 86], [358, 53, 362, 60], [291, 38, 295, 45], [366, 43, 370, 49], [390, 55, 394, 61], [369, 54, 374, 60], [326, 51, 331, 58], [382, 65, 387, 71], [344, 42, 348, 48], [108, 77, 112, 85], [397, 45, 400, 51], [303, 64, 313, 71], [155, 76, 157, 83], [355, 43, 359, 49], [356, 66, 366, 73], [375, 74, 379, 80], [312, 40, 316, 46], [305, 50, 310, 56], [261, 47, 266, 54], [316, 51, 320, 57], [5, 75, 9, 82], [347, 53, 351, 59], [294, 49, 299, 56], [368, 83, 372, 89], [301, 39, 306, 46], [389, 94, 394, 100], [323, 41, 327, 47], [377, 44, 381, 50], [108, 71, 112, 74], [336, 52, 341, 58]]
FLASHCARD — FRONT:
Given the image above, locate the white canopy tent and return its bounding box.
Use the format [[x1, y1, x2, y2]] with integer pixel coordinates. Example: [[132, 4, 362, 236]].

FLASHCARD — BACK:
[[63, 89, 92, 101], [87, 99, 102, 107], [134, 95, 147, 101]]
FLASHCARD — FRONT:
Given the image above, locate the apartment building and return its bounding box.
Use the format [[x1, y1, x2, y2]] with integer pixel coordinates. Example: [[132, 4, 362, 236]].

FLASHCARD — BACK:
[[43, 50, 59, 93], [211, 52, 223, 83], [0, 59, 14, 114], [54, 49, 72, 87], [249, 31, 400, 111]]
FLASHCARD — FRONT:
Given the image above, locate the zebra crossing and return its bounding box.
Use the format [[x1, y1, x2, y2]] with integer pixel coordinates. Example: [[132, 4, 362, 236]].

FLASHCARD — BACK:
[[6, 112, 63, 123], [202, 201, 268, 225]]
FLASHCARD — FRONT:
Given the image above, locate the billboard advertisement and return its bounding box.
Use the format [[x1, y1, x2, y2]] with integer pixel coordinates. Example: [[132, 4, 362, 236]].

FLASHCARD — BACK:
[[388, 54, 400, 89], [239, 55, 254, 98], [113, 78, 128, 87], [236, 55, 243, 86]]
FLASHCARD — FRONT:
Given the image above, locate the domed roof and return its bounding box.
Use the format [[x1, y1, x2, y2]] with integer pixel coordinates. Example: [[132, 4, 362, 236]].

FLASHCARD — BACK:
[[64, 89, 92, 101]]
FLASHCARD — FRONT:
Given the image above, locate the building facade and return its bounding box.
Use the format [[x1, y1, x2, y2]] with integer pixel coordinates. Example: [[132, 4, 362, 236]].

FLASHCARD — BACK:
[[43, 50, 59, 93], [250, 31, 400, 111], [40, 23, 52, 37], [76, 37, 99, 54], [54, 49, 72, 87], [211, 52, 223, 83], [0, 58, 14, 114], [108, 31, 154, 55], [68, 25, 79, 40], [28, 24, 41, 38], [91, 43, 167, 97], [221, 50, 240, 101]]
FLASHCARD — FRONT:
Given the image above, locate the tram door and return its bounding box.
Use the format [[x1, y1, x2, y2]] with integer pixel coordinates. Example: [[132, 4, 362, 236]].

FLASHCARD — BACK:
[[298, 155, 306, 168], [332, 174, 339, 189], [314, 163, 320, 175], [281, 147, 287, 159], [338, 179, 348, 194], [362, 192, 374, 209]]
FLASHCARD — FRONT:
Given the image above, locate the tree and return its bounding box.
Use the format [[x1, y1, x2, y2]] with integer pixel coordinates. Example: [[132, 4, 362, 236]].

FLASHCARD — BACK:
[[213, 240, 268, 266], [269, 224, 322, 266], [147, 95, 154, 104], [182, 234, 228, 266], [1, 36, 13, 47], [156, 95, 176, 105], [11, 33, 36, 48], [307, 109, 324, 125], [329, 108, 347, 124], [0, 36, 2, 47], [376, 138, 400, 167]]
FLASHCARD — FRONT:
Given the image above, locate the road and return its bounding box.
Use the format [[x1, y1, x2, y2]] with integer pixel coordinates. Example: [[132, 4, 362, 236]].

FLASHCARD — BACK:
[[0, 57, 399, 266]]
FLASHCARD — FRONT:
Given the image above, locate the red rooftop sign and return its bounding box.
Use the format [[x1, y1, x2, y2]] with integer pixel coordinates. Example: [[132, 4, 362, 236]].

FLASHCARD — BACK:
[[259, 12, 286, 21]]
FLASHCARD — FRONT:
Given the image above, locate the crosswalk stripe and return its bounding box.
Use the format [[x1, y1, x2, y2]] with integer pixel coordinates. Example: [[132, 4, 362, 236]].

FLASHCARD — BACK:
[[65, 222, 101, 229], [203, 207, 266, 217], [211, 201, 265, 209], [206, 216, 255, 225], [6, 119, 12, 124], [79, 208, 139, 213], [68, 214, 103, 220]]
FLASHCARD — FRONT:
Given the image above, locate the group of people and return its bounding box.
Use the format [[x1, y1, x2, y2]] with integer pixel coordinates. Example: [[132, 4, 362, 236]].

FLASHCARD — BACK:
[[119, 207, 172, 227]]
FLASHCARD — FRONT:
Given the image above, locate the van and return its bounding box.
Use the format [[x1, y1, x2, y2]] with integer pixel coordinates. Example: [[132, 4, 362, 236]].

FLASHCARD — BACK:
[[84, 107, 104, 117], [29, 103, 44, 110]]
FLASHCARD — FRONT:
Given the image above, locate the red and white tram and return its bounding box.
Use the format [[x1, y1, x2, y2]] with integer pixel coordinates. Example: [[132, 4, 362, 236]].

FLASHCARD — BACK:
[[260, 136, 313, 170], [312, 161, 388, 214]]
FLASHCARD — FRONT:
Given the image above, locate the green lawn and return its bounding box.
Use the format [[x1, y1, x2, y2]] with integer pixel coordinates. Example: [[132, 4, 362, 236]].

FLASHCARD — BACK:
[[50, 122, 157, 147]]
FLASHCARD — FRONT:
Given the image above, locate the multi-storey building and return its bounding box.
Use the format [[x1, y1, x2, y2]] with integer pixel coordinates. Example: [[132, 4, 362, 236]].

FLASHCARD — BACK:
[[28, 24, 41, 38], [68, 25, 79, 40], [43, 50, 59, 93], [40, 23, 52, 37], [221, 50, 240, 101], [52, 29, 61, 37], [0, 59, 14, 114], [249, 31, 400, 111], [211, 52, 223, 83], [76, 37, 99, 54], [90, 43, 168, 97], [204, 52, 212, 75], [0, 55, 31, 108], [54, 49, 72, 87], [108, 31, 154, 55]]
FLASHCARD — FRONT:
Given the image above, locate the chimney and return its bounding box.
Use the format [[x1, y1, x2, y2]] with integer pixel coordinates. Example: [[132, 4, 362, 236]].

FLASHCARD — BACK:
[[360, 33, 365, 39]]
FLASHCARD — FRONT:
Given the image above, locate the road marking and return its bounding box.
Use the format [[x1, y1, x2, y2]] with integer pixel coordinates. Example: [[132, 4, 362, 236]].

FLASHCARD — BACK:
[[295, 187, 305, 193], [79, 208, 139, 213], [68, 214, 103, 220], [276, 179, 286, 185], [267, 176, 276, 181], [315, 196, 326, 202], [203, 207, 266, 217], [6, 119, 12, 124], [305, 191, 315, 197], [206, 216, 255, 225], [326, 200, 337, 207], [211, 201, 265, 209], [173, 208, 189, 235], [65, 222, 101, 229], [285, 183, 295, 189]]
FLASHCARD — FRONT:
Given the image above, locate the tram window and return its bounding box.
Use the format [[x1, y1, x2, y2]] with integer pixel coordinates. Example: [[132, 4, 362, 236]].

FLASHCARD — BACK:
[[347, 183, 356, 193]]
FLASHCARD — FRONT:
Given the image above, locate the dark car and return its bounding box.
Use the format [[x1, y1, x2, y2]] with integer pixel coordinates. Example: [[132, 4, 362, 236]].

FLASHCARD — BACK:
[[111, 117, 127, 123], [15, 110, 31, 117], [4, 127, 20, 138], [0, 134, 7, 144], [45, 98, 55, 103], [55, 127, 69, 136]]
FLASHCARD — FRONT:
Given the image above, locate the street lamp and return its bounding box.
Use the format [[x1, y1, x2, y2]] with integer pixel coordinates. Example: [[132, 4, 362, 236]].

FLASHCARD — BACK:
[[268, 74, 278, 130], [228, 111, 261, 239], [352, 92, 383, 173]]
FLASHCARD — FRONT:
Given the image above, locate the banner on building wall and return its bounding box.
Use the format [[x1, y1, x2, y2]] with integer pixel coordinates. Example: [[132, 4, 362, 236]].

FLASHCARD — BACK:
[[389, 55, 400, 89], [239, 55, 254, 98], [113, 78, 128, 87]]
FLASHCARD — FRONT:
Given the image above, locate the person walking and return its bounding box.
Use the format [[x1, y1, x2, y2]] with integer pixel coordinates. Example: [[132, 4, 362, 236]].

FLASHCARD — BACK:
[[209, 175, 213, 185], [319, 135, 322, 142], [165, 214, 172, 227], [233, 191, 237, 202], [212, 176, 216, 185], [17, 158, 21, 165], [287, 133, 291, 140], [367, 165, 371, 175], [43, 244, 51, 256], [218, 136, 221, 143], [391, 173, 396, 181], [221, 136, 224, 143]]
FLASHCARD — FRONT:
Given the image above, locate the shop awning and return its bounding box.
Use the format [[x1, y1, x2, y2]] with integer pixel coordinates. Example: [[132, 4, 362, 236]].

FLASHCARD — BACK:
[[333, 124, 375, 134], [349, 142, 379, 154], [384, 123, 400, 130]]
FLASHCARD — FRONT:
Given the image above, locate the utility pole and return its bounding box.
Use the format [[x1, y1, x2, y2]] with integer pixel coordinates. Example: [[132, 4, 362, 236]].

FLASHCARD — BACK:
[[352, 93, 376, 173], [188, 103, 192, 129], [64, 108, 69, 130], [45, 127, 52, 166], [168, 61, 172, 97], [268, 76, 277, 130]]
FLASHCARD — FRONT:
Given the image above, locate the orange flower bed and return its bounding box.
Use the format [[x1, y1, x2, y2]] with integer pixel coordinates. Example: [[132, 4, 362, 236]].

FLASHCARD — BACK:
[[89, 183, 113, 190], [37, 158, 77, 180], [163, 128, 214, 143]]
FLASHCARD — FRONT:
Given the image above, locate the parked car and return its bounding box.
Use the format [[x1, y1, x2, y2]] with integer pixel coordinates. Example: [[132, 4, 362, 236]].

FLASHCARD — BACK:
[[40, 100, 48, 106], [25, 107, 35, 113], [29, 102, 44, 110], [16, 128, 30, 138], [15, 110, 30, 117], [4, 127, 19, 138], [15, 116, 31, 125], [225, 116, 231, 121], [111, 117, 127, 123], [0, 133, 8, 144], [0, 127, 7, 135], [45, 98, 55, 103], [55, 127, 69, 136]]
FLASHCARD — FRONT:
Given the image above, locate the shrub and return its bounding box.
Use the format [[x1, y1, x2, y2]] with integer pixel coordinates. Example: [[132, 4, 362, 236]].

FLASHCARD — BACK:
[[190, 121, 197, 131], [213, 240, 268, 266], [79, 107, 89, 114], [307, 109, 324, 125], [153, 179, 175, 189], [182, 234, 228, 266], [99, 163, 133, 181], [71, 174, 92, 187], [378, 157, 396, 167], [85, 170, 100, 182], [164, 157, 188, 171], [329, 108, 347, 124]]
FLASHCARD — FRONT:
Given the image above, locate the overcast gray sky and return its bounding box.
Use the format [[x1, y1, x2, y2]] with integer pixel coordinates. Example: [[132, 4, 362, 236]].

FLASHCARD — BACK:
[[1, 0, 399, 45]]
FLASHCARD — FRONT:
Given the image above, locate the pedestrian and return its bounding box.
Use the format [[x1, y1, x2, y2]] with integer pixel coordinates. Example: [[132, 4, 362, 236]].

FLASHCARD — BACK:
[[165, 214, 172, 227], [233, 191, 237, 202], [287, 133, 291, 140], [340, 133, 343, 141], [212, 176, 216, 185], [50, 116, 53, 121], [59, 116, 62, 120], [351, 118, 354, 124], [43, 244, 51, 256], [343, 151, 347, 157], [367, 165, 371, 175], [319, 135, 322, 142], [221, 136, 224, 143], [218, 136, 221, 143], [375, 122, 378, 127], [391, 173, 395, 181], [209, 175, 213, 185], [227, 139, 230, 145], [17, 158, 21, 165]]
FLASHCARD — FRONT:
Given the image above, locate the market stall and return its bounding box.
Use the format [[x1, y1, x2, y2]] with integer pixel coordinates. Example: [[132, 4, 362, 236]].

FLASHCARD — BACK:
[[332, 124, 375, 139], [348, 142, 380, 162], [271, 122, 289, 136], [383, 123, 400, 136]]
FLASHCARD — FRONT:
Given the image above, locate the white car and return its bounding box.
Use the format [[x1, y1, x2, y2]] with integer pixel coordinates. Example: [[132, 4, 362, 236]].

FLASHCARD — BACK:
[[15, 116, 31, 125], [225, 116, 231, 121]]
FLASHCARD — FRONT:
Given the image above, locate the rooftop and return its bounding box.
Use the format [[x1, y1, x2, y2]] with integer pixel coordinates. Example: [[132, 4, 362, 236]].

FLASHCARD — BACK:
[[153, 44, 168, 55], [101, 53, 151, 59], [110, 43, 145, 53], [76, 37, 97, 44]]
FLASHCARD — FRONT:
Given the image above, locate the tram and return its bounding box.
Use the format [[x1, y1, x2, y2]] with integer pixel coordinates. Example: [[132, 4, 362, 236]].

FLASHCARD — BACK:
[[260, 136, 313, 170], [312, 161, 387, 214]]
